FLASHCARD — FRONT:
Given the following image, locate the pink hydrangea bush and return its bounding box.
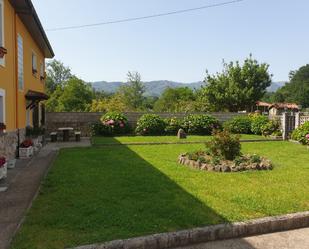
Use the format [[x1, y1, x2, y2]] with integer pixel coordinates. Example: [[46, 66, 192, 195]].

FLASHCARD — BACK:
[[98, 112, 130, 135]]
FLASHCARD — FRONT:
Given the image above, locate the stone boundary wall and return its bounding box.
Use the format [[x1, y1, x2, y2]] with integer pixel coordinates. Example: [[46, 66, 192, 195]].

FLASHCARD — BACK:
[[46, 112, 246, 137]]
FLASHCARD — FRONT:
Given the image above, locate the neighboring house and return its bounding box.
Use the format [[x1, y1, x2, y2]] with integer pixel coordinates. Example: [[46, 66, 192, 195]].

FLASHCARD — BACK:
[[255, 101, 272, 114], [269, 103, 300, 116], [255, 102, 300, 116], [0, 0, 54, 158]]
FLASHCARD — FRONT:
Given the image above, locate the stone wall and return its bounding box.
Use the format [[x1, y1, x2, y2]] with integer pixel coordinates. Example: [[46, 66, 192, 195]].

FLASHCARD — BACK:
[[46, 112, 247, 137], [0, 129, 25, 160]]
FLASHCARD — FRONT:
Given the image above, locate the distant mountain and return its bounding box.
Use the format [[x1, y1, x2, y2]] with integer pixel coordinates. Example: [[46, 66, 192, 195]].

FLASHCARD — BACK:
[[267, 81, 286, 92], [91, 80, 204, 97], [91, 80, 286, 96]]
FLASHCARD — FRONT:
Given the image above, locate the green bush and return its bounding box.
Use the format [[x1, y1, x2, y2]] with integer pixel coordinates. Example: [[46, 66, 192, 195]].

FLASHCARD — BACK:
[[223, 116, 252, 134], [26, 126, 45, 137], [100, 112, 130, 135], [291, 121, 309, 145], [261, 120, 280, 137], [206, 130, 241, 160], [182, 114, 220, 135], [135, 114, 166, 135], [90, 122, 110, 136], [164, 117, 183, 135], [91, 112, 130, 136], [249, 114, 269, 135]]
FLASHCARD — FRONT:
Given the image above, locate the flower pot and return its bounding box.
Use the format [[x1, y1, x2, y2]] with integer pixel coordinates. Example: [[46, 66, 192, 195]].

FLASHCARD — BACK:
[[0, 163, 7, 180], [19, 146, 34, 159], [7, 159, 17, 169]]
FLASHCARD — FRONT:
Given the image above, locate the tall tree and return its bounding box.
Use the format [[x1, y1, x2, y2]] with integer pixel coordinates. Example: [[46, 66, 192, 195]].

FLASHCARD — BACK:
[[200, 55, 272, 112], [46, 77, 93, 112], [154, 87, 196, 112], [45, 59, 73, 93], [117, 71, 145, 110], [274, 65, 309, 108]]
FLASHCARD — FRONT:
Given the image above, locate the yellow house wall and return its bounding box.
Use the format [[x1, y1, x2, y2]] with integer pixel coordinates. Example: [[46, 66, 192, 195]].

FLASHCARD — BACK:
[[0, 0, 16, 131], [0, 0, 46, 131]]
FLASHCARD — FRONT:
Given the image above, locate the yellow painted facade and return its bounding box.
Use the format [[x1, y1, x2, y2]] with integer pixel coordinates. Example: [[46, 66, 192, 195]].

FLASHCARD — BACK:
[[0, 0, 53, 132]]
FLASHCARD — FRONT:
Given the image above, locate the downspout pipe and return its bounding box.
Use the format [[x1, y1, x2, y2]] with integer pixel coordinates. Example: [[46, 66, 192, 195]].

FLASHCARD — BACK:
[[13, 10, 20, 158]]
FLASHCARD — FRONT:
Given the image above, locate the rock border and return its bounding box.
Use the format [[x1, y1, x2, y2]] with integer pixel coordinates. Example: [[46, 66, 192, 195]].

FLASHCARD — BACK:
[[70, 211, 309, 249], [178, 155, 272, 173]]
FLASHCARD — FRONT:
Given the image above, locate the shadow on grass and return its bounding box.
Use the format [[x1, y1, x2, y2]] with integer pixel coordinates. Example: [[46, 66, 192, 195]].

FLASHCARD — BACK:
[[11, 138, 256, 249]]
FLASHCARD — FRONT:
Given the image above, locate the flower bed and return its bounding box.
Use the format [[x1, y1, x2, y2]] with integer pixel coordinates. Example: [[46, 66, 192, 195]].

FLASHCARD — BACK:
[[178, 130, 273, 173], [19, 139, 34, 159], [178, 153, 272, 172]]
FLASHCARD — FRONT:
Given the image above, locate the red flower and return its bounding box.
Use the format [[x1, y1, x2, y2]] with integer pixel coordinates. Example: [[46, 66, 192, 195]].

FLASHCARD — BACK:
[[0, 157, 6, 167], [20, 139, 34, 148]]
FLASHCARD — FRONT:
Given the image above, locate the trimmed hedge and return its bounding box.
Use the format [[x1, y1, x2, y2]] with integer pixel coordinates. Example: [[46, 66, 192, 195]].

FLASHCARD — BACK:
[[164, 117, 183, 135], [249, 114, 269, 135], [291, 121, 309, 145], [182, 114, 220, 135], [91, 112, 130, 136], [223, 116, 252, 134], [135, 114, 166, 135]]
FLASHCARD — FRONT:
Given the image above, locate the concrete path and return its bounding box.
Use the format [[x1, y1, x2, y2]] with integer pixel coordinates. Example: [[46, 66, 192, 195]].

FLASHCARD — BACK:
[[174, 227, 309, 249], [0, 139, 91, 249]]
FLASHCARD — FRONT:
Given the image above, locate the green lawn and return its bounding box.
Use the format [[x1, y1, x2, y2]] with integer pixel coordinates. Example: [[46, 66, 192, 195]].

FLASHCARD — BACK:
[[92, 134, 269, 145], [11, 141, 309, 249]]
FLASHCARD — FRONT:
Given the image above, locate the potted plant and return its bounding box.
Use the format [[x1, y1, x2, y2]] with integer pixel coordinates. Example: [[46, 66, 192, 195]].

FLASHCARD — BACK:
[[0, 157, 7, 180], [19, 139, 34, 159], [0, 123, 6, 135]]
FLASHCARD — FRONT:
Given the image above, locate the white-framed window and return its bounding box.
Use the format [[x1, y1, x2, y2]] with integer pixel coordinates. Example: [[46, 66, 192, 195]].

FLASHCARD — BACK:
[[40, 61, 44, 80], [32, 51, 37, 74], [0, 88, 6, 124], [0, 0, 5, 67], [17, 34, 24, 90]]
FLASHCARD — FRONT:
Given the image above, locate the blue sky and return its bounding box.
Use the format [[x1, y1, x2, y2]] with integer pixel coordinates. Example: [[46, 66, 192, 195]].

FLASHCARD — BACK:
[[32, 0, 309, 83]]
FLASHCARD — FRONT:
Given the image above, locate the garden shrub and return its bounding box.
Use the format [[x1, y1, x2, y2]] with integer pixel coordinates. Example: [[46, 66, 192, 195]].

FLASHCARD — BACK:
[[261, 119, 280, 137], [90, 122, 110, 136], [291, 121, 309, 145], [135, 114, 166, 135], [91, 112, 130, 136], [182, 114, 220, 135], [26, 126, 45, 137], [206, 130, 241, 160], [223, 116, 252, 134], [164, 117, 183, 135], [249, 113, 269, 135]]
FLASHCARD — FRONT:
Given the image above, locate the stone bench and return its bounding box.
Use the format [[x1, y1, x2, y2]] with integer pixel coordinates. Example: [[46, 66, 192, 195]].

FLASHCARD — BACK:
[[74, 131, 81, 142], [50, 132, 58, 142]]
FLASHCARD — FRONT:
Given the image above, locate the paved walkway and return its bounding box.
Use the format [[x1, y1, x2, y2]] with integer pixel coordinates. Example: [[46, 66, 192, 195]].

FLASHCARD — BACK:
[[174, 227, 309, 249], [0, 139, 91, 249]]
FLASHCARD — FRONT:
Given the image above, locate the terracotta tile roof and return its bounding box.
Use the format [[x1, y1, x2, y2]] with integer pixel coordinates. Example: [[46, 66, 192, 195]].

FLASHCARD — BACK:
[[270, 103, 300, 110], [256, 101, 272, 107]]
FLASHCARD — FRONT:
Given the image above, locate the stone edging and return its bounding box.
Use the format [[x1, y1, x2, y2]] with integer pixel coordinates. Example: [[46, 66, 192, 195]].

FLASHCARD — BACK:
[[70, 211, 309, 249], [93, 139, 282, 147], [178, 154, 273, 173]]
